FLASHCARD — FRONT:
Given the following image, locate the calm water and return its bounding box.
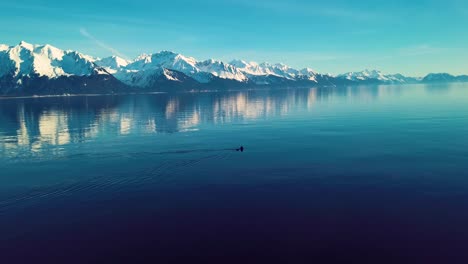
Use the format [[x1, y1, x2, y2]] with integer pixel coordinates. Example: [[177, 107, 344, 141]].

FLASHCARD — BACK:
[[1, 84, 468, 263]]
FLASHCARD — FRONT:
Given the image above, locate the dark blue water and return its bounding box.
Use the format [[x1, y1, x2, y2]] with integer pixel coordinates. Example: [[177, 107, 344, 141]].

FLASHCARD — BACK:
[[1, 84, 468, 263]]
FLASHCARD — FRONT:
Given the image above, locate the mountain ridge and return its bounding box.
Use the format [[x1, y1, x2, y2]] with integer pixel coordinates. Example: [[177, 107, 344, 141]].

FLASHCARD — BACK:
[[1, 41, 466, 96]]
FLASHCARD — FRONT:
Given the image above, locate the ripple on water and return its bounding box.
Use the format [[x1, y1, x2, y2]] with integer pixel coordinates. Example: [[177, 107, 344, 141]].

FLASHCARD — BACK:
[[0, 149, 234, 215]]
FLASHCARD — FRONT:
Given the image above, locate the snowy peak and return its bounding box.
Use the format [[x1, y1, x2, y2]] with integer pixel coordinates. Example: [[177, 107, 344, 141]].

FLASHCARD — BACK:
[[103, 52, 250, 85], [132, 51, 197, 70], [18, 41, 35, 51], [2, 41, 468, 94], [127, 51, 198, 74], [229, 59, 250, 69], [196, 59, 247, 82], [297, 68, 320, 82], [231, 60, 300, 79], [121, 51, 204, 83], [0, 44, 10, 51], [299, 68, 318, 75], [337, 69, 417, 84], [34, 44, 66, 60], [269, 63, 300, 78], [95, 56, 129, 74], [229, 60, 265, 76], [0, 42, 108, 79], [339, 69, 384, 81]]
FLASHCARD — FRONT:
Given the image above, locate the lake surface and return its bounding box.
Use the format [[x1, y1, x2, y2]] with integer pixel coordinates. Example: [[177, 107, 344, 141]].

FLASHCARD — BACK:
[[1, 84, 468, 263]]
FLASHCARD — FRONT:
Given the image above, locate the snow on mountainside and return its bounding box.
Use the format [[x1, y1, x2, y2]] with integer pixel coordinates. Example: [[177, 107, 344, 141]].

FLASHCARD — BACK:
[[97, 52, 249, 87], [0, 44, 10, 51], [337, 69, 418, 84], [229, 60, 263, 75], [297, 68, 320, 82], [196, 59, 247, 82], [95, 56, 129, 74], [0, 41, 108, 79], [267, 63, 302, 79], [126, 51, 198, 74], [1, 41, 467, 96], [229, 60, 325, 84], [107, 51, 213, 85], [230, 60, 298, 79], [0, 41, 128, 96]]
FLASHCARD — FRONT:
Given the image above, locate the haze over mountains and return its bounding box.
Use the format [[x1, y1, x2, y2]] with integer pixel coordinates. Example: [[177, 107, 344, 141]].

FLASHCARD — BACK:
[[0, 41, 466, 96]]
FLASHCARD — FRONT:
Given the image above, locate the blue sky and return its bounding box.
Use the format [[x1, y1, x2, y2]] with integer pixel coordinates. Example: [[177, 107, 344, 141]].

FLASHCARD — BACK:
[[2, 0, 467, 76]]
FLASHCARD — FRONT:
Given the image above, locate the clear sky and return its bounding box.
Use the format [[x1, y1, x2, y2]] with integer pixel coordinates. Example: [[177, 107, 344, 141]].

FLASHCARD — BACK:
[[2, 0, 467, 76]]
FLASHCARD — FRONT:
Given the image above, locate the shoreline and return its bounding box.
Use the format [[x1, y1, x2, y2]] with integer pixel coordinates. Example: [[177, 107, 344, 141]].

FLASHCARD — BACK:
[[0, 83, 431, 100]]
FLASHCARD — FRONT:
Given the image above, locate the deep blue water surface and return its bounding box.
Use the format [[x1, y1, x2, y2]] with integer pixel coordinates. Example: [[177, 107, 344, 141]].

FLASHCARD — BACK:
[[1, 84, 468, 263]]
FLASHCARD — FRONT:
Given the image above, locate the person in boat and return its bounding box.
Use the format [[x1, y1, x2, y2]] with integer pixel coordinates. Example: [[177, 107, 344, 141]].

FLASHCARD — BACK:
[[236, 146, 244, 152]]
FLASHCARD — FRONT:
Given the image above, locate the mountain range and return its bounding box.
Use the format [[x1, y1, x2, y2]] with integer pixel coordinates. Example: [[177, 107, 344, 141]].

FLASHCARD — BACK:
[[0, 41, 466, 96]]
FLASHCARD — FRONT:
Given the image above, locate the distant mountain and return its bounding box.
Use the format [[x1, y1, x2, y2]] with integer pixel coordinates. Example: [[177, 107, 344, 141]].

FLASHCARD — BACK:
[[1, 41, 467, 96], [422, 73, 456, 83], [421, 73, 468, 83], [337, 70, 420, 84], [230, 60, 325, 84]]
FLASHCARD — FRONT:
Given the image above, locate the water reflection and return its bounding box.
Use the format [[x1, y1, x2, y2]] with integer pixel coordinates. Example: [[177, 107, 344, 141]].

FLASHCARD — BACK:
[[0, 85, 426, 157]]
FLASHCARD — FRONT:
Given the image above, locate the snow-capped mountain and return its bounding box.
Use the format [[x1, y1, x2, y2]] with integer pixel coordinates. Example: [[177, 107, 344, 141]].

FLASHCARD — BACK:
[[0, 41, 126, 95], [229, 60, 326, 84], [126, 51, 199, 78], [297, 68, 321, 82], [337, 70, 419, 84], [230, 60, 297, 79], [98, 51, 226, 86], [196, 59, 247, 82], [1, 41, 467, 96], [0, 41, 108, 79]]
